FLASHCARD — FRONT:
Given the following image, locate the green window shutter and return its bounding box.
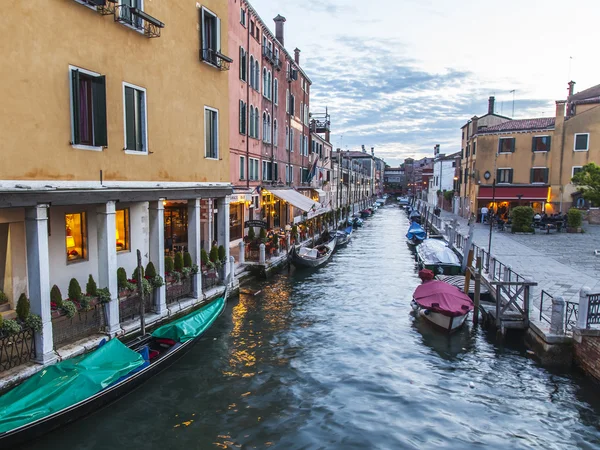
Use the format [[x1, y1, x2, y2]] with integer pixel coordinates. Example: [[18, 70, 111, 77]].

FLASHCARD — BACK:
[[91, 75, 107, 147], [124, 86, 136, 150], [531, 137, 536, 152], [546, 136, 551, 152], [136, 90, 143, 150], [496, 169, 500, 182], [530, 168, 534, 183], [511, 138, 516, 152], [509, 169, 513, 184], [71, 69, 80, 144], [544, 168, 549, 184]]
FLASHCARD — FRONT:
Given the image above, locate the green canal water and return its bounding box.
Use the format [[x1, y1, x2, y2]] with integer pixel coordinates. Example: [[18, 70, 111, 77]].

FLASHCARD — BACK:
[[23, 206, 600, 449]]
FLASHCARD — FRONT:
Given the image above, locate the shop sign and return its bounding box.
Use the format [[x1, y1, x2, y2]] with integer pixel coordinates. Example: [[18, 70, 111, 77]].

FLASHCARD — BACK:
[[231, 194, 252, 203], [244, 220, 268, 229]]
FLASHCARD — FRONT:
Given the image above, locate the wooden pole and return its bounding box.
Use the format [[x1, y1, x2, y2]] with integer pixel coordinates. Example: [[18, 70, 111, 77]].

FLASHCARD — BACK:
[[473, 256, 482, 325], [136, 249, 146, 336], [463, 249, 474, 295]]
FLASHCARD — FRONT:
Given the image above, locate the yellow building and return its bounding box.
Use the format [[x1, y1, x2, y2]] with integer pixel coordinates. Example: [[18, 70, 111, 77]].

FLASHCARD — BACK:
[[0, 1, 232, 365]]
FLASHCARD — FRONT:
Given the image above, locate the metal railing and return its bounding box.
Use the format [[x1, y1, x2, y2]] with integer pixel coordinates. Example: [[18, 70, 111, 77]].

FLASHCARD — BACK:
[[587, 293, 600, 327], [0, 327, 35, 373], [539, 290, 554, 324], [119, 292, 153, 323], [166, 278, 194, 305], [52, 304, 106, 347], [566, 301, 579, 332]]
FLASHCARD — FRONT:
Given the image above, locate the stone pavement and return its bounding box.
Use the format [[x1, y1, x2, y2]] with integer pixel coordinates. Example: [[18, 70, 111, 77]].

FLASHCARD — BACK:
[[418, 201, 600, 308]]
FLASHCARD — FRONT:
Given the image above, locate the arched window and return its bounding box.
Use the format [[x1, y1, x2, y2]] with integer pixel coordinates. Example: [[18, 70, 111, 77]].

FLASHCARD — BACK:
[[254, 107, 259, 139], [263, 67, 267, 95], [267, 114, 271, 143], [249, 56, 254, 87], [263, 112, 267, 142], [249, 105, 255, 138], [267, 71, 272, 99], [255, 62, 260, 90], [273, 119, 278, 146]]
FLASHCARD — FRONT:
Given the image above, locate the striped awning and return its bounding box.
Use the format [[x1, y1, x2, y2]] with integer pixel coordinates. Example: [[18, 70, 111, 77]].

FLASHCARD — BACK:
[[267, 189, 318, 213]]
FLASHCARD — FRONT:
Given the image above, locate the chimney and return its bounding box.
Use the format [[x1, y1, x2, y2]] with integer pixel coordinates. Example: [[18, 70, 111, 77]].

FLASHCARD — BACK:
[[488, 96, 495, 115], [361, 145, 366, 153], [294, 48, 300, 65], [371, 147, 374, 156], [273, 14, 286, 46], [568, 80, 576, 97]]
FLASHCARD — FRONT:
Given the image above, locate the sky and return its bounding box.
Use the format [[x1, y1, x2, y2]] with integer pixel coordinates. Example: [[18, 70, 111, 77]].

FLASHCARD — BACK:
[[248, 0, 600, 167]]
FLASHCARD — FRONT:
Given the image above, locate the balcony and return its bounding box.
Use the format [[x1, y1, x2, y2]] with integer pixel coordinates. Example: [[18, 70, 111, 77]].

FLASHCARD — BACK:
[[262, 46, 281, 70], [201, 48, 233, 71], [114, 3, 165, 38]]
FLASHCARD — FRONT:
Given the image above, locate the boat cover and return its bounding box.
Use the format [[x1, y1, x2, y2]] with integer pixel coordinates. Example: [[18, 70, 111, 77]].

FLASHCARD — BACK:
[[152, 297, 225, 342], [0, 339, 144, 434], [409, 210, 421, 219], [417, 239, 460, 266], [413, 280, 474, 317], [406, 222, 426, 241]]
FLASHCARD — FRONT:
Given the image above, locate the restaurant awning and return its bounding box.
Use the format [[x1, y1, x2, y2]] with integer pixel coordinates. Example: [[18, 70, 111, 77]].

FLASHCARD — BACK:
[[477, 186, 549, 200], [268, 188, 318, 212]]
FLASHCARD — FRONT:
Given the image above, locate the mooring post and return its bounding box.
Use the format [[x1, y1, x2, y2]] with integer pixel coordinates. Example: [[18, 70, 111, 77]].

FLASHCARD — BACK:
[[286, 233, 291, 251], [463, 249, 474, 295], [136, 249, 145, 336], [473, 256, 482, 325], [550, 296, 565, 335], [238, 241, 245, 265], [577, 286, 591, 330], [259, 243, 266, 265]]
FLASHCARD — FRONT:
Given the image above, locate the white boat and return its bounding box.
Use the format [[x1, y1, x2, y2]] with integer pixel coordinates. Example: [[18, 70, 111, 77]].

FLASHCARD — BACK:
[[411, 301, 469, 331]]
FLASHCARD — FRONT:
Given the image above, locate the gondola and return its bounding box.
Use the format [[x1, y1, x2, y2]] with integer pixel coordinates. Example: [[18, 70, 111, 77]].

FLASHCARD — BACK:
[[0, 286, 229, 448], [290, 235, 337, 268], [335, 225, 354, 247]]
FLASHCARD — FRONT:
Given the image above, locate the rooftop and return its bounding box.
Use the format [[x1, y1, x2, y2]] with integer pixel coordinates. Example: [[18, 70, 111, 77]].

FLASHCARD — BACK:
[[568, 83, 600, 103], [477, 117, 555, 134]]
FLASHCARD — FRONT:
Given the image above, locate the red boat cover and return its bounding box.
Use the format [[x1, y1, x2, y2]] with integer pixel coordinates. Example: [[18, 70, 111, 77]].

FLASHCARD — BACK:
[[413, 280, 474, 317]]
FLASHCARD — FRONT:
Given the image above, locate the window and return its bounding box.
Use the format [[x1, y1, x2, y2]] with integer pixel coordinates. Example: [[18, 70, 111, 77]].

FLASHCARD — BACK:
[[286, 89, 289, 112], [497, 168, 513, 184], [116, 209, 130, 253], [249, 158, 259, 181], [302, 167, 310, 183], [239, 100, 246, 135], [531, 136, 551, 152], [574, 133, 589, 151], [65, 212, 87, 263], [123, 83, 147, 153], [285, 126, 289, 150], [249, 55, 255, 87], [118, 0, 144, 30], [240, 156, 245, 180], [300, 102, 304, 123], [274, 78, 278, 105], [249, 105, 255, 138], [254, 107, 259, 139], [463, 168, 468, 184], [254, 61, 260, 91], [239, 47, 247, 82], [289, 128, 294, 152], [250, 20, 255, 36], [262, 160, 269, 181], [267, 71, 272, 99], [240, 7, 246, 27], [498, 137, 516, 153], [201, 7, 221, 66], [305, 105, 309, 125], [285, 164, 289, 183], [530, 167, 549, 184], [288, 93, 295, 115], [466, 144, 470, 157], [230, 203, 244, 241], [472, 141, 476, 155], [273, 120, 278, 147], [70, 67, 107, 149], [572, 166, 583, 178], [263, 67, 268, 96], [204, 107, 218, 159]]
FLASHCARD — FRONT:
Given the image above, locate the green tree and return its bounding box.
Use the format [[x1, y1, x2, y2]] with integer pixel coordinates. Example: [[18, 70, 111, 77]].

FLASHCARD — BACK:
[[174, 252, 184, 272], [51, 285, 63, 308], [132, 265, 144, 281], [145, 261, 157, 278], [86, 274, 97, 297], [572, 162, 600, 206], [68, 278, 83, 302], [183, 252, 193, 268], [510, 206, 534, 233], [16, 293, 30, 321], [165, 256, 175, 273], [117, 267, 128, 290]]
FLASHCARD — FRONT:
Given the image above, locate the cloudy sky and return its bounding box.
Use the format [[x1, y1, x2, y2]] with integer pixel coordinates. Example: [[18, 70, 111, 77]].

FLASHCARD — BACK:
[[249, 0, 600, 166]]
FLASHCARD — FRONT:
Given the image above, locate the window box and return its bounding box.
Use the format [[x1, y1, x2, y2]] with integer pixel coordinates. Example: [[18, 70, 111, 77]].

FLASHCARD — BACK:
[[114, 1, 164, 38], [200, 7, 232, 70]]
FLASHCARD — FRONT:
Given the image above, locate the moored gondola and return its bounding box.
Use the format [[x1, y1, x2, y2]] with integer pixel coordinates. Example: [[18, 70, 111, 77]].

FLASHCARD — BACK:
[[290, 235, 337, 268], [335, 225, 354, 247]]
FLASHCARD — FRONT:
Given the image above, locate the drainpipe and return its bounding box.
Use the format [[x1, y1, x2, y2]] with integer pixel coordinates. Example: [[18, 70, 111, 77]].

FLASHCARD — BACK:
[[287, 78, 291, 187], [245, 6, 250, 191]]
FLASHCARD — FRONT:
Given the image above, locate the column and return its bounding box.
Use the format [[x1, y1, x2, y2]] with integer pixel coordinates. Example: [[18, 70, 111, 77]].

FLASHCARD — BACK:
[[97, 201, 120, 336], [207, 198, 214, 250], [25, 204, 55, 364], [217, 196, 231, 279], [188, 198, 202, 298], [149, 200, 167, 314]]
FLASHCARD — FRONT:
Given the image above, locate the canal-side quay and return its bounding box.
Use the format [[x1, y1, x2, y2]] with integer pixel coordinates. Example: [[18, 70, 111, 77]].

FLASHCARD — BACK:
[[414, 199, 600, 376], [15, 204, 600, 450]]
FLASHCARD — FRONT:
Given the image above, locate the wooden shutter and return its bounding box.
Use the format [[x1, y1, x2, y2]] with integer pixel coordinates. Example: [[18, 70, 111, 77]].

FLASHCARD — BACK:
[[71, 69, 80, 144], [530, 168, 534, 183], [544, 168, 549, 184], [124, 86, 136, 150], [511, 138, 516, 152], [217, 17, 221, 52], [199, 8, 204, 60], [531, 137, 536, 152], [546, 136, 551, 152], [496, 169, 501, 183], [92, 75, 107, 147], [508, 169, 513, 184]]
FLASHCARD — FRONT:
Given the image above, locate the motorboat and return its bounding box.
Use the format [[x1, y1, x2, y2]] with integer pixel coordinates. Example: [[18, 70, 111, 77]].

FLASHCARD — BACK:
[[406, 221, 426, 246], [411, 279, 473, 332], [416, 239, 461, 275]]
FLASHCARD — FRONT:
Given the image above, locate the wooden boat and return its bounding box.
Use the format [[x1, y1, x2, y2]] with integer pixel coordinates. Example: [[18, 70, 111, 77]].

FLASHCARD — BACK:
[[411, 280, 473, 332], [416, 239, 461, 275], [0, 288, 229, 448], [291, 235, 336, 268], [335, 225, 353, 247], [436, 275, 490, 301], [406, 221, 426, 246]]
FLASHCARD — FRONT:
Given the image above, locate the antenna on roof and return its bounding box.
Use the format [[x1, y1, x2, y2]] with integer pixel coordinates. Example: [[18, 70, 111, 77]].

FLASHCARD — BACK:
[[510, 90, 516, 117], [568, 56, 573, 82]]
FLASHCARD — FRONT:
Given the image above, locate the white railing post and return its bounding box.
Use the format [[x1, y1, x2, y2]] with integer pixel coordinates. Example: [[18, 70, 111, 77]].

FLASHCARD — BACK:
[[238, 241, 245, 265], [259, 243, 266, 265], [577, 286, 591, 330], [550, 296, 565, 335]]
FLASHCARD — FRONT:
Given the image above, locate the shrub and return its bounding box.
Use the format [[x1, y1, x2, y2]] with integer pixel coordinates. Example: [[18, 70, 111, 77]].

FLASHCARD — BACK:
[[132, 265, 144, 282], [183, 252, 193, 268], [0, 291, 8, 305], [567, 208, 583, 228], [145, 261, 157, 278], [209, 245, 219, 263], [50, 285, 63, 308], [80, 295, 92, 310], [510, 206, 534, 233], [117, 267, 128, 290], [248, 227, 256, 241], [68, 278, 83, 302], [25, 314, 43, 333], [16, 293, 30, 321], [61, 300, 77, 319], [218, 245, 226, 262], [86, 274, 97, 297], [97, 288, 112, 304], [444, 190, 454, 202], [271, 234, 279, 249], [0, 313, 3, 330], [165, 256, 174, 274], [259, 228, 267, 242], [174, 252, 184, 272], [201, 249, 209, 266], [141, 278, 152, 297], [2, 318, 21, 336]]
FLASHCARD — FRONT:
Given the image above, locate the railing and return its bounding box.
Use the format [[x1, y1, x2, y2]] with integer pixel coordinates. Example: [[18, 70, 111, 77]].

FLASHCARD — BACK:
[[202, 271, 221, 292], [119, 292, 153, 323], [201, 48, 232, 70], [587, 293, 600, 327], [166, 278, 194, 305], [52, 304, 106, 347], [539, 290, 554, 324], [0, 327, 35, 373], [114, 4, 164, 38], [566, 301, 579, 332]]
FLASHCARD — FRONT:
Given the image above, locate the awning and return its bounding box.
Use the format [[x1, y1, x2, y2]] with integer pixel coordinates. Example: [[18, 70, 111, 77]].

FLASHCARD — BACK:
[[313, 188, 326, 197], [477, 186, 549, 201], [267, 189, 318, 212]]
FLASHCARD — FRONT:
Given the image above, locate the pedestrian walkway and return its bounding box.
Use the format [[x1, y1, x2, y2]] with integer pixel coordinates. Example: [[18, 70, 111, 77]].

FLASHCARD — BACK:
[[418, 201, 600, 308]]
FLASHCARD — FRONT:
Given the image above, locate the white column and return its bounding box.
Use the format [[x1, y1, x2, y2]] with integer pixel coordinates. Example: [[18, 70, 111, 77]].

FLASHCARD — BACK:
[[188, 198, 202, 298], [149, 200, 167, 314], [217, 196, 231, 279], [578, 287, 591, 330], [97, 201, 120, 336], [207, 199, 214, 250], [25, 205, 55, 364], [238, 241, 245, 265], [550, 296, 565, 335]]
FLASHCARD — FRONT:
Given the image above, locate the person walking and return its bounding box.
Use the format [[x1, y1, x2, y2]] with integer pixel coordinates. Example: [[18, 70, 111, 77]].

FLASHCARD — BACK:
[[481, 205, 489, 224]]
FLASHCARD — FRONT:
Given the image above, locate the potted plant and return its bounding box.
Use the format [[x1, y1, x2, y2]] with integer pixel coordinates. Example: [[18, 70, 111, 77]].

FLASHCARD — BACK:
[[567, 208, 583, 233], [510, 206, 535, 234]]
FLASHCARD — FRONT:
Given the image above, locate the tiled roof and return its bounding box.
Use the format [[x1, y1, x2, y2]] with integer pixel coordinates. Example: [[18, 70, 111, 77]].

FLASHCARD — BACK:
[[572, 96, 600, 106], [569, 84, 600, 102], [477, 117, 555, 134]]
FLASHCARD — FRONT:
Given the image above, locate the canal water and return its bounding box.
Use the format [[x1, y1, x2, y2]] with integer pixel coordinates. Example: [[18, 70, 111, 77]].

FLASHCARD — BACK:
[[24, 206, 600, 449]]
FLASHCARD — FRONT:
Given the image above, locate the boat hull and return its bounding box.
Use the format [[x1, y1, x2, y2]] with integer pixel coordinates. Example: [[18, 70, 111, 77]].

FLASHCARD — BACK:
[[420, 262, 462, 275], [411, 301, 468, 332], [291, 237, 337, 268]]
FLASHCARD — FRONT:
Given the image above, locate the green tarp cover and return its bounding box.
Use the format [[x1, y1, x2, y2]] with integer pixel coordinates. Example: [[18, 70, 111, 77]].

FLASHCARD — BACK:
[[152, 297, 225, 342], [0, 339, 144, 434]]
